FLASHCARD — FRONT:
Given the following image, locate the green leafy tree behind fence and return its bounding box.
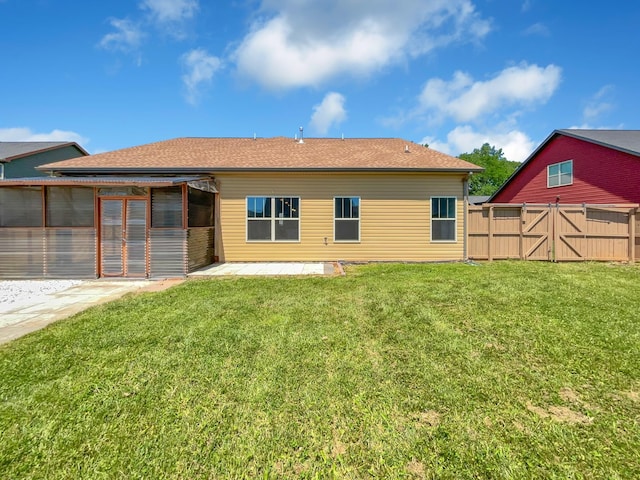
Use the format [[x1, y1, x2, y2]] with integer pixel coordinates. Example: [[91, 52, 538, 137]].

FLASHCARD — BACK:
[[459, 143, 520, 196]]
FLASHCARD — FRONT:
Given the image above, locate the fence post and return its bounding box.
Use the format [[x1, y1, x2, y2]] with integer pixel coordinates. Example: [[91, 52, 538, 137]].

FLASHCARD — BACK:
[[487, 205, 493, 261], [551, 203, 557, 262], [629, 207, 636, 263], [519, 204, 525, 260]]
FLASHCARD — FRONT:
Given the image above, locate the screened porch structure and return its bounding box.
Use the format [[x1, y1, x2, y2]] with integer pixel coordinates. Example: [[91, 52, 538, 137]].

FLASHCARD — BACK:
[[0, 176, 216, 279]]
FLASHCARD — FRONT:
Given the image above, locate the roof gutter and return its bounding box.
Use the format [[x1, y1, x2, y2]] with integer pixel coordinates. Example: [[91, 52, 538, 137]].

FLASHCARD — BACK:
[[38, 166, 484, 175]]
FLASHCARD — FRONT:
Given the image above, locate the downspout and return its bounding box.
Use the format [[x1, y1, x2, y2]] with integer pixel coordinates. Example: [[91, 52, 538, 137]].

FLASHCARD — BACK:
[[463, 173, 471, 261]]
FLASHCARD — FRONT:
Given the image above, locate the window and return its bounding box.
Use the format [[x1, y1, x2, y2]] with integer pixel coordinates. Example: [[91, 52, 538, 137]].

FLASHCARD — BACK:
[[548, 160, 573, 187], [247, 196, 299, 241], [431, 197, 456, 242], [46, 187, 94, 227], [151, 186, 182, 227], [0, 187, 43, 227], [334, 197, 360, 242]]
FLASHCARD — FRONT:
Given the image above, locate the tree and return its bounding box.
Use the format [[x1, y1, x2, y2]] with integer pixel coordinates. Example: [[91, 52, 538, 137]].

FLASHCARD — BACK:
[[459, 143, 520, 196]]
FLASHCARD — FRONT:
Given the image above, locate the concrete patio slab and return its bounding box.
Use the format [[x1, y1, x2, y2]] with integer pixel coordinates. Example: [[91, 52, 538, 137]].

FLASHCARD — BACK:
[[189, 262, 334, 276]]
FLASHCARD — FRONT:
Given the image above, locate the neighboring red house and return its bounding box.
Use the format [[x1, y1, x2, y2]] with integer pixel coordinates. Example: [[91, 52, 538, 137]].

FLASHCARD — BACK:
[[490, 129, 640, 204]]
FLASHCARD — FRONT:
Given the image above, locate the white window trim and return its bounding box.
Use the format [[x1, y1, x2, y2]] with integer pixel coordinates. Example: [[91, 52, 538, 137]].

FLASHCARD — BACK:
[[246, 196, 301, 243], [547, 159, 573, 188], [430, 196, 457, 243], [333, 196, 361, 243]]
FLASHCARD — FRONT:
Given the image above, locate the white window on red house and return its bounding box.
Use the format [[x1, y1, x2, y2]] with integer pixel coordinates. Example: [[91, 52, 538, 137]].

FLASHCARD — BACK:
[[547, 160, 573, 187]]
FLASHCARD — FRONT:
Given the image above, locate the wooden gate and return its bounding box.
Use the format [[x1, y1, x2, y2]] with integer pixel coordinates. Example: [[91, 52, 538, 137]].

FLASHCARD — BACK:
[[522, 205, 552, 260], [468, 203, 638, 262]]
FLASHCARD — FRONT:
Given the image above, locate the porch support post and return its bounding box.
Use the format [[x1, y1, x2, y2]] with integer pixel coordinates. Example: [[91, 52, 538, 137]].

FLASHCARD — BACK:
[[213, 180, 223, 262]]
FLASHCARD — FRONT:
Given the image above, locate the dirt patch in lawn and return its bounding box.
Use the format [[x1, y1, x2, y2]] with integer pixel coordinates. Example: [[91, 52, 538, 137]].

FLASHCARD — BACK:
[[406, 459, 426, 478], [331, 438, 347, 458], [526, 401, 592, 424], [559, 387, 580, 403], [559, 386, 597, 411], [619, 390, 639, 402], [412, 410, 441, 428]]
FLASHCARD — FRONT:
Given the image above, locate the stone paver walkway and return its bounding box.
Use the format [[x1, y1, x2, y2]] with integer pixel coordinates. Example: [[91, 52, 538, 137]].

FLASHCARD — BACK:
[[0, 279, 181, 345]]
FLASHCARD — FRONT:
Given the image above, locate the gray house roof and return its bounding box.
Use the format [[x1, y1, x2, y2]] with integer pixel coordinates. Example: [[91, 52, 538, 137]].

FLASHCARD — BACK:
[[557, 129, 640, 156], [0, 142, 89, 162]]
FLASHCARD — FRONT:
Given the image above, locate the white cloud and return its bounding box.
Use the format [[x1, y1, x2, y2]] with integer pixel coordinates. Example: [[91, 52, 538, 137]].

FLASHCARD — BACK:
[[98, 18, 144, 53], [140, 0, 199, 23], [0, 127, 89, 146], [522, 23, 550, 36], [181, 48, 222, 105], [233, 0, 491, 89], [583, 85, 615, 121], [310, 92, 347, 135], [419, 63, 562, 123], [422, 125, 535, 162], [140, 0, 199, 38]]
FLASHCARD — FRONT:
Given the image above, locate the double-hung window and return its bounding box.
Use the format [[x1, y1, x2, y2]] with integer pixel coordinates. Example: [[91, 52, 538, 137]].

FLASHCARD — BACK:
[[247, 196, 299, 241], [547, 160, 573, 187], [334, 197, 360, 242], [431, 196, 456, 242]]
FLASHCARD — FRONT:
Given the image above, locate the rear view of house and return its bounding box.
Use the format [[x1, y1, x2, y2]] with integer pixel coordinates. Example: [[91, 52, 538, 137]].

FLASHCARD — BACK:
[[0, 137, 481, 278]]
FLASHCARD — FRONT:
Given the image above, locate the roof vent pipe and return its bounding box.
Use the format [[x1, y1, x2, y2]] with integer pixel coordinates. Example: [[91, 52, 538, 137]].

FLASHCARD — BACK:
[[405, 145, 410, 153], [299, 126, 304, 144]]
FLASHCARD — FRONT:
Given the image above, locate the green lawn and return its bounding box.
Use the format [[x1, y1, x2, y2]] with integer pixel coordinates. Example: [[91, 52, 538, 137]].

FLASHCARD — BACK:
[[1, 262, 639, 479]]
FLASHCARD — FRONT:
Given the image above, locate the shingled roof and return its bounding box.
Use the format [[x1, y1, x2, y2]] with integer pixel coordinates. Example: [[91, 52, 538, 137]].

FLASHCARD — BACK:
[[38, 137, 482, 173]]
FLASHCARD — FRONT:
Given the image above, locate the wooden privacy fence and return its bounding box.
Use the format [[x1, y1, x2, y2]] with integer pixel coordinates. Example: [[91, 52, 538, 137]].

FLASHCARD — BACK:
[[468, 203, 638, 262]]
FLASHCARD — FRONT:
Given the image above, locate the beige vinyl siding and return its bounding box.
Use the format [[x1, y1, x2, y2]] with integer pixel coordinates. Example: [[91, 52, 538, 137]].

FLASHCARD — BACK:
[[216, 172, 466, 262]]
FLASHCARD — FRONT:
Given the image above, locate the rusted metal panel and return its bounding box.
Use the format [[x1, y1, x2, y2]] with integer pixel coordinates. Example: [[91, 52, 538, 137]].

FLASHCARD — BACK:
[[187, 227, 214, 272], [149, 229, 187, 277]]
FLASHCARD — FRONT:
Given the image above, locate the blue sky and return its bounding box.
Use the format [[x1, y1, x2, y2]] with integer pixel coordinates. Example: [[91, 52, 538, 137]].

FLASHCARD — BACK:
[[1, 0, 639, 161]]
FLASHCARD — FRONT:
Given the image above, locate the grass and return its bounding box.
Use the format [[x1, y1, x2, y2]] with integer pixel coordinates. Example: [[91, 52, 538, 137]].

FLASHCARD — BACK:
[[1, 261, 639, 479]]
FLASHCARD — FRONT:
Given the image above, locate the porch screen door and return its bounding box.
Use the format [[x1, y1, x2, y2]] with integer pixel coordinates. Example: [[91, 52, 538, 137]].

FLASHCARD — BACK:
[[100, 199, 148, 277]]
